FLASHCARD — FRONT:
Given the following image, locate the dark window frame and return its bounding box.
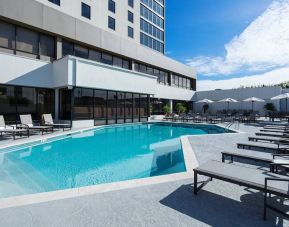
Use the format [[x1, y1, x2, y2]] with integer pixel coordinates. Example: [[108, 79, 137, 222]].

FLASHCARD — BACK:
[[48, 0, 60, 6], [108, 16, 116, 30], [108, 0, 116, 13], [81, 2, 91, 19]]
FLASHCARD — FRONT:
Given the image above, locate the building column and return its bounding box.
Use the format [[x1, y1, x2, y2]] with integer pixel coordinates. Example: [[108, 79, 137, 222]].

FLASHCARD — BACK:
[[56, 37, 62, 59], [131, 60, 136, 71], [54, 88, 59, 120], [169, 99, 173, 114]]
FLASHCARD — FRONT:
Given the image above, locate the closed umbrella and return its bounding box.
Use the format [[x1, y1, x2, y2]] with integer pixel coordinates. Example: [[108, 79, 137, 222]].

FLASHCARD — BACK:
[[218, 98, 238, 111], [271, 93, 289, 113], [243, 97, 265, 111]]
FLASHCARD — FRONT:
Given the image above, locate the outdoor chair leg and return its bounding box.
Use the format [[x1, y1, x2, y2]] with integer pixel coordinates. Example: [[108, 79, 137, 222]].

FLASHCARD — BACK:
[[194, 171, 198, 195]]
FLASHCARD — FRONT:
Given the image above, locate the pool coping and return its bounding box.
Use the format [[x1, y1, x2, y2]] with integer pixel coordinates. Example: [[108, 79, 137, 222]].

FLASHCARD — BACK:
[[0, 122, 239, 209]]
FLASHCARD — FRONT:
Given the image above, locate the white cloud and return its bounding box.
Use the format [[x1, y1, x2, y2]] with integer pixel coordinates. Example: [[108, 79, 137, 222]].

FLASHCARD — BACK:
[[188, 0, 289, 76], [197, 67, 289, 91]]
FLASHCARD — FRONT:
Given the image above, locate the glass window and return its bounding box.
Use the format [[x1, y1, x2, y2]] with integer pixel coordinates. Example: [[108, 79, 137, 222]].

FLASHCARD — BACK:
[[108, 0, 116, 13], [108, 16, 115, 30], [59, 88, 72, 120], [89, 49, 101, 62], [101, 53, 113, 65], [113, 56, 123, 68], [122, 60, 130, 69], [94, 90, 107, 125], [107, 91, 117, 124], [139, 64, 147, 73], [74, 44, 89, 59], [37, 88, 55, 119], [81, 3, 91, 19], [125, 93, 133, 122], [62, 41, 74, 56], [133, 94, 140, 122], [0, 85, 17, 122], [128, 11, 134, 23], [16, 87, 37, 119], [16, 27, 39, 54], [128, 26, 134, 38], [39, 34, 55, 58], [117, 92, 125, 123], [0, 21, 15, 49], [128, 0, 134, 8], [48, 0, 60, 6], [73, 88, 94, 120], [140, 94, 148, 120]]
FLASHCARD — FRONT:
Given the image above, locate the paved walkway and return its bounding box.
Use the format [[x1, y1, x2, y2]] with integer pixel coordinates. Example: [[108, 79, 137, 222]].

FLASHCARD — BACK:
[[0, 123, 288, 226]]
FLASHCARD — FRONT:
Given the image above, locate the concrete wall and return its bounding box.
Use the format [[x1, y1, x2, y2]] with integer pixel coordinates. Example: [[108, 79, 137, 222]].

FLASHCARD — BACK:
[[34, 0, 143, 45], [193, 87, 282, 115], [0, 0, 194, 79], [0, 52, 53, 88]]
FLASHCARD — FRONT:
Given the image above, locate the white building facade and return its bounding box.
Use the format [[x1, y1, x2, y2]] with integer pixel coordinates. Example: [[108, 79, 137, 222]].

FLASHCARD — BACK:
[[0, 0, 196, 127]]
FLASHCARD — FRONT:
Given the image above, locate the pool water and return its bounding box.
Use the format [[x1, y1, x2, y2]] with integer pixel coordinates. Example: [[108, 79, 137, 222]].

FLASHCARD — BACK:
[[0, 123, 233, 198]]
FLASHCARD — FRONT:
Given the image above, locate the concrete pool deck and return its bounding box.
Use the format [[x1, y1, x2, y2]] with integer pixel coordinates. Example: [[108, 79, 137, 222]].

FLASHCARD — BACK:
[[0, 123, 288, 226]]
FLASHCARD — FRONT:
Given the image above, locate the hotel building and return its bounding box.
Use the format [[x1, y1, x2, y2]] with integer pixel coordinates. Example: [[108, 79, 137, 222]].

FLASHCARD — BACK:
[[0, 0, 196, 127]]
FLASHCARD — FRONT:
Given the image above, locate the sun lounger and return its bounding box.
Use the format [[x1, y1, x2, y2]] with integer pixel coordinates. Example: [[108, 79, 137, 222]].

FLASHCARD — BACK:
[[256, 132, 289, 138], [248, 136, 289, 144], [260, 129, 289, 133], [42, 114, 71, 131], [18, 114, 53, 135], [264, 125, 289, 130], [193, 160, 289, 220], [237, 142, 289, 153], [0, 115, 29, 140]]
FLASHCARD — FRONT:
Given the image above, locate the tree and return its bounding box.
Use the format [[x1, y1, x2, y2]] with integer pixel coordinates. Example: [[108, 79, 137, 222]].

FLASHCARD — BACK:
[[175, 103, 187, 114], [162, 105, 170, 116], [264, 103, 275, 112]]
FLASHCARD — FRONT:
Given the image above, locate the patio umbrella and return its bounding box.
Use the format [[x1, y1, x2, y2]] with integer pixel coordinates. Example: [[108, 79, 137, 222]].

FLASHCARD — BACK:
[[218, 98, 238, 111], [271, 93, 289, 113], [195, 99, 214, 103], [243, 97, 265, 111]]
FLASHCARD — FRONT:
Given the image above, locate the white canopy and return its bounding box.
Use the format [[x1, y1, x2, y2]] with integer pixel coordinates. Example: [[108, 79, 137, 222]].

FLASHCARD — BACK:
[[218, 98, 238, 103], [196, 99, 214, 104], [271, 93, 289, 100], [271, 93, 289, 113], [243, 97, 265, 102], [243, 97, 265, 111]]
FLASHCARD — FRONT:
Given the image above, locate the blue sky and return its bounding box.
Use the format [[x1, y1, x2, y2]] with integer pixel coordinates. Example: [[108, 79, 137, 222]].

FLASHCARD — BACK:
[[165, 0, 289, 90]]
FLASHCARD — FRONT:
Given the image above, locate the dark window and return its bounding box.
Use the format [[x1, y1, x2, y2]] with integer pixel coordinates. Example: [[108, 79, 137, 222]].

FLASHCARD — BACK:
[[59, 88, 71, 120], [73, 88, 94, 120], [39, 34, 55, 58], [74, 44, 89, 59], [107, 91, 117, 124], [117, 92, 125, 123], [125, 93, 133, 122], [62, 41, 74, 56], [0, 85, 17, 122], [140, 94, 149, 120], [128, 0, 134, 8], [81, 3, 91, 19], [108, 0, 116, 13], [122, 60, 130, 69], [133, 94, 140, 122], [94, 90, 107, 125], [89, 49, 101, 62], [113, 56, 123, 68], [16, 87, 37, 119], [0, 21, 15, 49], [16, 27, 39, 55], [48, 0, 60, 6], [101, 53, 113, 65], [108, 16, 115, 30], [128, 11, 134, 23], [37, 88, 55, 119], [128, 26, 134, 38]]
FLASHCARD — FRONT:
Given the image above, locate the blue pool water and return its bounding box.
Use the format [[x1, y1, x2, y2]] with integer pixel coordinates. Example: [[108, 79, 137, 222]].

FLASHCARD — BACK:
[[0, 123, 233, 198]]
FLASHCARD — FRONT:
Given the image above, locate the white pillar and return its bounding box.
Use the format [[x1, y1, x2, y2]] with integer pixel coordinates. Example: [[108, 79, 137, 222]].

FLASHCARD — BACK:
[[56, 37, 62, 59]]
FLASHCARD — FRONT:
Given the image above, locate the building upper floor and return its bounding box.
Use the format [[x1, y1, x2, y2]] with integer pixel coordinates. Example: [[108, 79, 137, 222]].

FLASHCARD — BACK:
[[33, 0, 165, 53], [0, 0, 196, 92]]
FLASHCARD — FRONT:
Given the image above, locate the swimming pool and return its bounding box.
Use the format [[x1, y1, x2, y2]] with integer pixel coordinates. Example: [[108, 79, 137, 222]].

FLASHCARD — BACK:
[[0, 123, 234, 198]]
